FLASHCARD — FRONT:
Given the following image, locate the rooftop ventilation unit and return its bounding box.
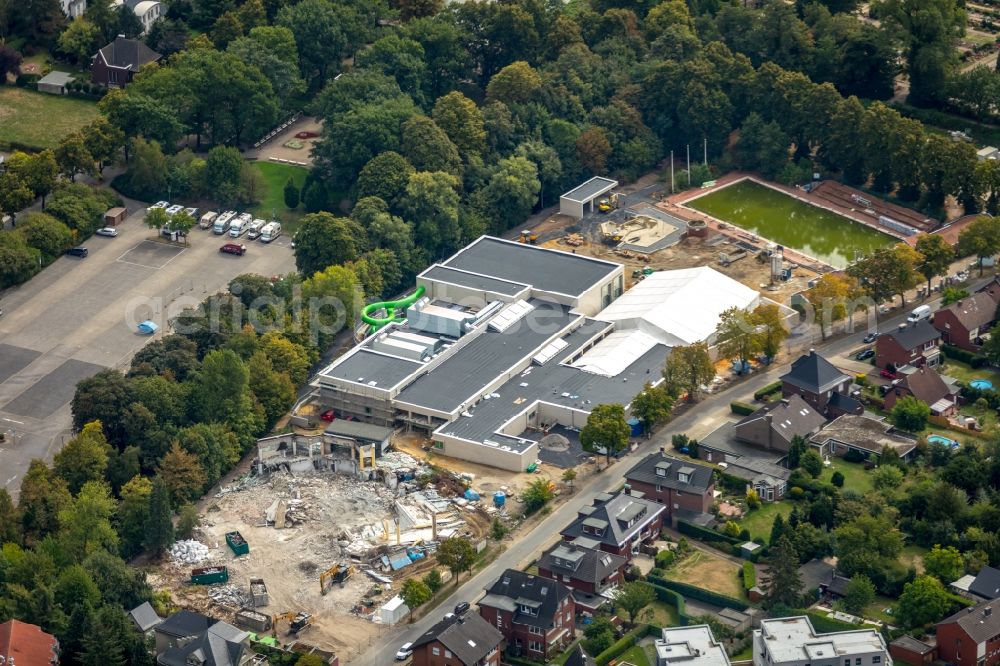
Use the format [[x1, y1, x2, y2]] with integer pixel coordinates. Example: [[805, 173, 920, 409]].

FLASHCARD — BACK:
[[488, 300, 534, 332]]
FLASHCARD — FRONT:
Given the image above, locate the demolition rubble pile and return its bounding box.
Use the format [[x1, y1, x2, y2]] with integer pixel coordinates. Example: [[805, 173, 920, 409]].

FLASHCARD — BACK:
[[208, 584, 252, 609]]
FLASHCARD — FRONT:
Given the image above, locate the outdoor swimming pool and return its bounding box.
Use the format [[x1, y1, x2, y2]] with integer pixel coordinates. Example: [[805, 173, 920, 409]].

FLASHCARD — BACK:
[[687, 180, 897, 268], [927, 434, 959, 449], [971, 379, 994, 390]]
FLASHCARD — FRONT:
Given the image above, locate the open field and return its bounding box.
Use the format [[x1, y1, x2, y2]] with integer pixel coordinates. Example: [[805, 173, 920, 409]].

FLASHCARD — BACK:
[[664, 550, 744, 600], [0, 87, 100, 149], [687, 180, 896, 268]]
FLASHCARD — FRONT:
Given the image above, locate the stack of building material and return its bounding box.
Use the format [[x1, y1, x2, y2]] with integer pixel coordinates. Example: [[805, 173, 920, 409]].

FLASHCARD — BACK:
[[169, 540, 210, 564]]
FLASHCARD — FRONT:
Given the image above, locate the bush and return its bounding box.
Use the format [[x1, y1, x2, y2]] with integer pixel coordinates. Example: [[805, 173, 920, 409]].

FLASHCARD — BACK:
[[730, 401, 756, 416], [655, 549, 676, 569], [742, 561, 756, 589], [942, 344, 989, 368], [593, 625, 652, 665], [754, 381, 783, 401], [831, 471, 845, 487], [843, 449, 867, 463], [647, 574, 749, 610]]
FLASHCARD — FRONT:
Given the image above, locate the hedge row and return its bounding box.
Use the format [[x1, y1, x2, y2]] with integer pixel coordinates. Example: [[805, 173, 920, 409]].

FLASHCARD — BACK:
[[719, 471, 749, 493], [594, 624, 656, 665], [960, 384, 1000, 409], [754, 381, 783, 401], [678, 519, 743, 546], [647, 574, 749, 610], [731, 401, 756, 416], [941, 344, 989, 368], [505, 656, 544, 666], [742, 561, 756, 590]]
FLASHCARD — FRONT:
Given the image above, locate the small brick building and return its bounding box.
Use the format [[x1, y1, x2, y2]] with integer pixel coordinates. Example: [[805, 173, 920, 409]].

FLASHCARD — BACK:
[[479, 569, 575, 662], [937, 599, 1000, 666]]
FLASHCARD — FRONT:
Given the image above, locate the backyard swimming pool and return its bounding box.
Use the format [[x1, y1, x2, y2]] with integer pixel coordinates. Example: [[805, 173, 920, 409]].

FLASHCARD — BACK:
[[687, 180, 896, 268], [971, 379, 994, 390], [927, 434, 959, 449]]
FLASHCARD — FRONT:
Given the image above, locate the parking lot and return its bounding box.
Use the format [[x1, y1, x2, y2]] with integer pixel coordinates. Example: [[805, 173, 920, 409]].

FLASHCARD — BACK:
[[0, 203, 296, 499]]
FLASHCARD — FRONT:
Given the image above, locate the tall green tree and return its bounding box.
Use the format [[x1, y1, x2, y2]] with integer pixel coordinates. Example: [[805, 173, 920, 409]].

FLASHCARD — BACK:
[[957, 216, 1000, 275], [144, 476, 174, 557], [716, 307, 760, 371], [53, 422, 112, 494], [400, 578, 432, 621], [630, 382, 674, 435], [662, 342, 715, 401], [915, 234, 955, 294], [437, 536, 476, 585], [766, 536, 803, 607], [842, 575, 876, 614], [613, 581, 656, 627], [895, 575, 953, 628], [580, 403, 630, 463], [293, 212, 364, 277]]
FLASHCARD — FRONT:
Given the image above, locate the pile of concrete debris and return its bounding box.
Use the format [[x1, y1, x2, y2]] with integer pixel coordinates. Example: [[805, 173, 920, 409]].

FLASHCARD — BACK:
[[208, 584, 253, 610], [170, 540, 210, 564]]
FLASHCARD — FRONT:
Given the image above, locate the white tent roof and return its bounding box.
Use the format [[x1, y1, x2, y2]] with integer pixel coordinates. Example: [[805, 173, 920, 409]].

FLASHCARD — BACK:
[[571, 329, 660, 377], [596, 266, 760, 346]]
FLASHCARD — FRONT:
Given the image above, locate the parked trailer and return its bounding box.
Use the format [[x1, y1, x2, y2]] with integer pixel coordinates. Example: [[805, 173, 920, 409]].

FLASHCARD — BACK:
[[199, 211, 218, 230], [214, 210, 237, 234], [226, 531, 250, 556], [250, 578, 269, 607], [246, 219, 266, 240], [259, 221, 281, 243], [235, 608, 272, 633]]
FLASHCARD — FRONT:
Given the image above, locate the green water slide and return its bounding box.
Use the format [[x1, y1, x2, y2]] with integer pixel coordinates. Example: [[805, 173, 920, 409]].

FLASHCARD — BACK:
[[361, 285, 427, 331]]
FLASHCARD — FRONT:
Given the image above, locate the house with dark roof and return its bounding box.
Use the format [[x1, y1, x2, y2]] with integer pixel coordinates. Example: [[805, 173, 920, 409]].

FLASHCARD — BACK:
[[732, 395, 826, 454], [156, 620, 249, 666], [937, 598, 1000, 666], [0, 619, 60, 666], [153, 610, 215, 656], [560, 489, 666, 559], [411, 613, 502, 666], [883, 366, 958, 416], [780, 351, 860, 418], [969, 566, 1000, 601], [727, 456, 791, 502], [876, 320, 942, 370], [810, 414, 918, 462], [91, 35, 162, 87], [537, 540, 628, 612], [479, 569, 575, 662], [623, 449, 715, 525], [933, 292, 999, 352]]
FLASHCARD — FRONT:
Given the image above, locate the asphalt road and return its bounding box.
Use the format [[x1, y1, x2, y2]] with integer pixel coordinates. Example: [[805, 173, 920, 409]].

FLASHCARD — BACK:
[[0, 205, 296, 500], [350, 278, 989, 666]]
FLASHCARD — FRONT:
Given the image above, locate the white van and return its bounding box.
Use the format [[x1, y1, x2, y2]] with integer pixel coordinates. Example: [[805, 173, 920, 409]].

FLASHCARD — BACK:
[[907, 305, 932, 323], [148, 200, 169, 213], [259, 221, 281, 243], [213, 210, 236, 234], [246, 219, 265, 240], [165, 204, 184, 217], [229, 213, 253, 238], [199, 211, 218, 230]]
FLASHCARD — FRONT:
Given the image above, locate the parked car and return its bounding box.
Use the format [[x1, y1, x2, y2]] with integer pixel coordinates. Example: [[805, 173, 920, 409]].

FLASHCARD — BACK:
[[454, 602, 470, 616], [219, 243, 247, 256], [856, 349, 875, 361], [321, 410, 335, 422], [66, 246, 88, 257], [95, 227, 119, 237], [879, 368, 896, 379], [395, 643, 413, 661], [863, 333, 877, 344]]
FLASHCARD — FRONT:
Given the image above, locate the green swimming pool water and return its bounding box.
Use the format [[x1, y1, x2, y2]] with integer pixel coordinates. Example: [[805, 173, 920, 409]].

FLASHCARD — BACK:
[[687, 180, 896, 268]]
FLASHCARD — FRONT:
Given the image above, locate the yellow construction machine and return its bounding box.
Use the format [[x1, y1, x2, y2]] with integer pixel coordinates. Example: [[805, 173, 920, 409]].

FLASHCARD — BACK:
[[320, 563, 354, 595], [272, 611, 312, 636], [598, 193, 620, 213], [518, 230, 538, 244]]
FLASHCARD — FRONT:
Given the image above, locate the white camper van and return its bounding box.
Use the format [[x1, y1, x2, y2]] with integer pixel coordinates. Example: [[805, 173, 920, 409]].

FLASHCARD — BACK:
[[229, 213, 253, 238], [246, 219, 265, 240], [199, 211, 218, 230], [213, 210, 236, 234], [259, 221, 282, 243]]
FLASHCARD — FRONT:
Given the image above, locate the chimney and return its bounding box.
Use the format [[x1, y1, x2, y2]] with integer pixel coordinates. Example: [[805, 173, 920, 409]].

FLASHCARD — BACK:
[[623, 484, 631, 496], [659, 447, 665, 455], [986, 607, 993, 617]]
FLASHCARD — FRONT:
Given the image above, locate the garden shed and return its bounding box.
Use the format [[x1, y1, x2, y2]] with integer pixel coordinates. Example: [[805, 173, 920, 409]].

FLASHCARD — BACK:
[[36, 71, 74, 95]]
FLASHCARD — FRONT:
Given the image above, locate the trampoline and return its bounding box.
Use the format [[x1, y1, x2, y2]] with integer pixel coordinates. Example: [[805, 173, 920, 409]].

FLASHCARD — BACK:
[[971, 379, 994, 390]]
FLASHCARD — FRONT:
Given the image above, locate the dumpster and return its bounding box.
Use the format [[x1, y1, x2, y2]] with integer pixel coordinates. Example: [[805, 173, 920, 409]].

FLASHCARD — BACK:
[[627, 418, 643, 437], [190, 566, 229, 585], [235, 608, 272, 633], [226, 531, 249, 556], [250, 578, 269, 607]]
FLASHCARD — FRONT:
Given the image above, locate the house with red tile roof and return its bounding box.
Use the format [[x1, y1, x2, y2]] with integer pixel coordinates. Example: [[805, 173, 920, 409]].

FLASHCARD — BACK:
[[0, 620, 60, 666]]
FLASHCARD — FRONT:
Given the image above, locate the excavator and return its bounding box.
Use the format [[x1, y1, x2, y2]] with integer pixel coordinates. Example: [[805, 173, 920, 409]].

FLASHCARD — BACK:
[[272, 611, 312, 636], [598, 192, 621, 213], [320, 563, 354, 595]]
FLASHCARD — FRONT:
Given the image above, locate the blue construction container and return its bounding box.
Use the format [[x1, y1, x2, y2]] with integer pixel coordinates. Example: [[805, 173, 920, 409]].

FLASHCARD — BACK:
[[493, 492, 506, 508], [464, 489, 480, 501], [627, 418, 642, 437]]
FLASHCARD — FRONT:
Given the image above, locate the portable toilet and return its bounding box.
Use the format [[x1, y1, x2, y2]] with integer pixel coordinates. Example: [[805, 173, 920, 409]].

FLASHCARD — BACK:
[[627, 418, 643, 437]]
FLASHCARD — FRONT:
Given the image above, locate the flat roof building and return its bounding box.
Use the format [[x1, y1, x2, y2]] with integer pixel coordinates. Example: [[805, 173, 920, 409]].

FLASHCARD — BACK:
[[655, 625, 731, 666], [560, 177, 619, 219], [314, 235, 764, 472], [753, 617, 891, 666]]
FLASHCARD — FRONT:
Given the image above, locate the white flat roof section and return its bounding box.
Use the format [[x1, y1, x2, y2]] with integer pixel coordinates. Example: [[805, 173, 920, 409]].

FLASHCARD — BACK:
[[596, 267, 760, 347], [560, 176, 619, 203], [571, 329, 660, 377], [656, 625, 732, 666]]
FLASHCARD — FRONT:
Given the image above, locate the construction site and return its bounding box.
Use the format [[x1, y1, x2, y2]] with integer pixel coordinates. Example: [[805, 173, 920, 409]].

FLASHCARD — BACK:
[[150, 442, 509, 662]]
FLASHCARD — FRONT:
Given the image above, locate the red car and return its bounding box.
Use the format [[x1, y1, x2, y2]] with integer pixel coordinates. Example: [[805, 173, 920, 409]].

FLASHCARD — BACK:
[[321, 410, 335, 422], [220, 243, 247, 256], [879, 368, 896, 379]]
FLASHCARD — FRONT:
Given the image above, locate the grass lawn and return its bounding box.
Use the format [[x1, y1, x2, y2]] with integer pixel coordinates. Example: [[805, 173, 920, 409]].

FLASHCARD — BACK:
[[822, 458, 874, 494], [248, 161, 310, 234], [646, 599, 680, 628], [617, 645, 651, 666], [739, 502, 792, 542], [941, 360, 1000, 386], [731, 644, 754, 661], [664, 550, 745, 600], [862, 595, 898, 624], [0, 87, 99, 149]]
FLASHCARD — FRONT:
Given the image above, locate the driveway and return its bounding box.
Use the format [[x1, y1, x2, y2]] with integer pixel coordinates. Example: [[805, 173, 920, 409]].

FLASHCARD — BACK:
[[0, 206, 296, 500]]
